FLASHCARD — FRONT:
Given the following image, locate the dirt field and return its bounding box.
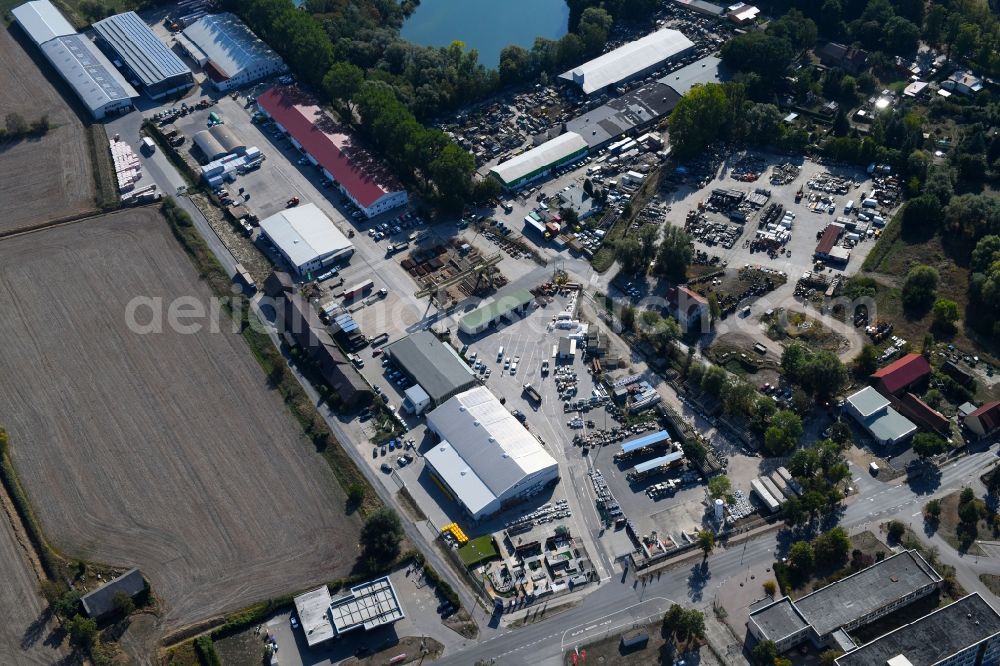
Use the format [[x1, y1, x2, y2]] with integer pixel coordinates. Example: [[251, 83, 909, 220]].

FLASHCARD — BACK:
[[0, 507, 65, 664], [0, 27, 95, 233], [0, 208, 362, 633]]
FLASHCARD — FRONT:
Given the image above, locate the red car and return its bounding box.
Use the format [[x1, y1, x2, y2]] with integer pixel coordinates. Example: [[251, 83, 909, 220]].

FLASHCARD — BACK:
[[372, 347, 383, 357]]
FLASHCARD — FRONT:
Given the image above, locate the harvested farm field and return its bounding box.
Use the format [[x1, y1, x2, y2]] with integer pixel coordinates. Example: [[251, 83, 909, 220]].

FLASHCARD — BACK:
[[0, 507, 65, 664], [0, 27, 95, 233], [0, 208, 362, 632]]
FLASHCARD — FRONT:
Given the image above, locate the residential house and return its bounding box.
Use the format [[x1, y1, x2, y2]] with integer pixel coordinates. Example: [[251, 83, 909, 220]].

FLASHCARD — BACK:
[[965, 401, 1000, 440]]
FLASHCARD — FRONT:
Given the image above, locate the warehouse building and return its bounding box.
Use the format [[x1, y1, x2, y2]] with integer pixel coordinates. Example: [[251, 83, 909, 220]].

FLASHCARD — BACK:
[[294, 577, 403, 647], [177, 13, 287, 91], [425, 386, 560, 519], [257, 86, 408, 218], [845, 386, 917, 446], [92, 11, 193, 99], [192, 124, 246, 162], [384, 330, 476, 409], [459, 288, 535, 335], [836, 593, 1000, 666], [259, 203, 354, 277], [559, 28, 695, 96], [12, 0, 137, 120], [81, 568, 146, 620], [567, 55, 725, 150], [490, 132, 589, 190], [748, 550, 941, 654]]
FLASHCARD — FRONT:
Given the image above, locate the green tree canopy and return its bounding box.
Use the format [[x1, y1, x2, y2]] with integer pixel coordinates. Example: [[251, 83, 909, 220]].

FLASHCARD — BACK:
[[653, 225, 693, 282], [764, 410, 803, 456], [901, 265, 939, 313], [360, 508, 404, 567], [668, 83, 733, 159]]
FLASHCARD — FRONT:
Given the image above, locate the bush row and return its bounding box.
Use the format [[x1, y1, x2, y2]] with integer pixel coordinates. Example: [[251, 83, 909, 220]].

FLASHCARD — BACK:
[[0, 429, 61, 578]]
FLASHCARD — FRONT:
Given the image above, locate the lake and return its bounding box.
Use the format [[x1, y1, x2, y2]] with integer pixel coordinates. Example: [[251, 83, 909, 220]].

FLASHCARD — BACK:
[[400, 0, 570, 69]]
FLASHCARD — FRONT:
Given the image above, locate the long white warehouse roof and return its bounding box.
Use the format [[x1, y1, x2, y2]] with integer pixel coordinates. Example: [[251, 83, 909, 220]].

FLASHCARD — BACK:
[[40, 35, 137, 113], [490, 132, 588, 186], [426, 387, 558, 515], [182, 13, 282, 80], [11, 0, 75, 46], [259, 203, 353, 269], [560, 28, 695, 95]]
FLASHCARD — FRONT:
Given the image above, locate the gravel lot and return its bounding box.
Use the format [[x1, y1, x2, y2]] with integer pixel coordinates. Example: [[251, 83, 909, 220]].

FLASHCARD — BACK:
[[0, 28, 96, 233], [0, 209, 361, 633], [0, 505, 64, 665]]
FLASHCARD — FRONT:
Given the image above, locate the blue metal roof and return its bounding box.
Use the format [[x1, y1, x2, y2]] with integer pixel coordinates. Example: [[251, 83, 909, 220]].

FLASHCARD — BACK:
[[632, 450, 683, 475], [620, 430, 670, 454]]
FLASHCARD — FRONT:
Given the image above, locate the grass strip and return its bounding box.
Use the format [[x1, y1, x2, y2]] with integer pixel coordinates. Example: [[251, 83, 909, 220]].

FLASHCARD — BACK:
[[86, 124, 120, 212], [0, 428, 61, 578]]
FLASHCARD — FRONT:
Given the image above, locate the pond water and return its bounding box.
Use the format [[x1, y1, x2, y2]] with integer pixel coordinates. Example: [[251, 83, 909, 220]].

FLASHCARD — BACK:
[[400, 0, 570, 69]]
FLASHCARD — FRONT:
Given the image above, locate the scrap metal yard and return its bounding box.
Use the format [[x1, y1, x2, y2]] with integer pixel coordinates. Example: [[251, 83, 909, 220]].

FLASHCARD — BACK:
[[0, 27, 97, 233], [0, 209, 361, 633]]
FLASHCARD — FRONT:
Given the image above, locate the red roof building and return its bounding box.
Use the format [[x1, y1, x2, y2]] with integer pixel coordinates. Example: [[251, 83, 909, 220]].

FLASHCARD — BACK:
[[256, 86, 407, 218], [815, 224, 842, 257], [894, 393, 950, 434], [965, 401, 1000, 440], [872, 353, 931, 395]]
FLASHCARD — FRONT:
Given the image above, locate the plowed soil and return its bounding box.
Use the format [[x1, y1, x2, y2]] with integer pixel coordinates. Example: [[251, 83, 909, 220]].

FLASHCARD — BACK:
[[0, 208, 361, 633]]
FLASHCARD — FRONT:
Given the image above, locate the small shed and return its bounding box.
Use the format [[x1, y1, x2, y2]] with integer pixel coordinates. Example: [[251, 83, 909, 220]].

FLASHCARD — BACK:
[[621, 631, 649, 649]]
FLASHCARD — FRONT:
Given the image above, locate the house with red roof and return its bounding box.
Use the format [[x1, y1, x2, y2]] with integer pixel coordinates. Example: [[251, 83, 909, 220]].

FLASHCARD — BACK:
[[893, 393, 950, 434], [256, 86, 407, 219], [871, 353, 931, 396], [965, 401, 1000, 440]]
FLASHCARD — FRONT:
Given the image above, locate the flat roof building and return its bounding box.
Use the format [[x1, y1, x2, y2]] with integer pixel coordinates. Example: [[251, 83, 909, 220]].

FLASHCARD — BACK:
[[845, 386, 918, 446], [560, 28, 695, 96], [12, 0, 137, 120], [749, 550, 941, 653], [330, 577, 404, 636], [177, 13, 286, 91], [490, 132, 589, 190], [92, 11, 193, 99], [425, 386, 559, 519], [259, 203, 354, 277], [384, 330, 477, 407], [293, 578, 403, 647], [835, 593, 1000, 666], [257, 86, 408, 218], [459, 288, 535, 335]]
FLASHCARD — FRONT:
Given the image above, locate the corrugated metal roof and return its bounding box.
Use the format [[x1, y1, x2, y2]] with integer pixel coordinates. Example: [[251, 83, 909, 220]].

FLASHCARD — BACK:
[[560, 28, 695, 94], [40, 35, 137, 114], [384, 331, 475, 405], [257, 86, 404, 208], [872, 353, 930, 394], [426, 387, 558, 500], [93, 11, 190, 87], [182, 13, 282, 80], [620, 430, 670, 454], [460, 288, 534, 331], [258, 203, 353, 270], [491, 132, 588, 185], [11, 0, 75, 46], [632, 450, 683, 474]]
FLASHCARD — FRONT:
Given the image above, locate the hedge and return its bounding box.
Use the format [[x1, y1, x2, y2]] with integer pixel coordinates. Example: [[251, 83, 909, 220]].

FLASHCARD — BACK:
[[0, 428, 61, 578]]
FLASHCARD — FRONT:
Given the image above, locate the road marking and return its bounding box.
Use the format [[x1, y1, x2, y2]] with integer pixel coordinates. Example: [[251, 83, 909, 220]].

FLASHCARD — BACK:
[[912, 512, 921, 517]]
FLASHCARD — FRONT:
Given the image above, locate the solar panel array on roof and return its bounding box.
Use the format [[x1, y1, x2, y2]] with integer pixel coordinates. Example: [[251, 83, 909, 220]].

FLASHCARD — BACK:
[[40, 35, 137, 115], [93, 11, 191, 95]]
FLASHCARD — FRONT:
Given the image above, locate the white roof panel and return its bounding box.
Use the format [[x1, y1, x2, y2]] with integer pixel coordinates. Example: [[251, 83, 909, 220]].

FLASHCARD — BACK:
[[182, 13, 283, 80], [40, 35, 137, 113], [11, 0, 75, 46], [259, 203, 353, 269], [426, 387, 558, 500], [560, 28, 695, 94], [491, 132, 588, 185], [425, 440, 497, 516]]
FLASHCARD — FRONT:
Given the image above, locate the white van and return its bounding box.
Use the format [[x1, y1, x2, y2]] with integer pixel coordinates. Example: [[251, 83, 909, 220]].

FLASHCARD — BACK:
[[869, 462, 880, 475], [497, 346, 504, 362]]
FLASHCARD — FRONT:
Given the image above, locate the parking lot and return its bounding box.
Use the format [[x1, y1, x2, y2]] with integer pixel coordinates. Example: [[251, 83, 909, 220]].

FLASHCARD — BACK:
[[257, 566, 461, 666]]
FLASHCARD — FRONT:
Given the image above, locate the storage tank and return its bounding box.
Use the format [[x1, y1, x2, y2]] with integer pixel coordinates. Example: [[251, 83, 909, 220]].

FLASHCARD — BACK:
[[714, 498, 724, 521]]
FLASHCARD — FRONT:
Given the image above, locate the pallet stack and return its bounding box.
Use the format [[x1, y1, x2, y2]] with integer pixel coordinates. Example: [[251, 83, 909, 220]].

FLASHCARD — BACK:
[[108, 139, 142, 194]]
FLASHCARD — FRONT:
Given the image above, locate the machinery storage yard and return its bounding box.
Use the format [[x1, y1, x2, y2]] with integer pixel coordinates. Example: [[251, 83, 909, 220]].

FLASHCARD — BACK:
[[0, 209, 361, 633], [0, 27, 96, 233]]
